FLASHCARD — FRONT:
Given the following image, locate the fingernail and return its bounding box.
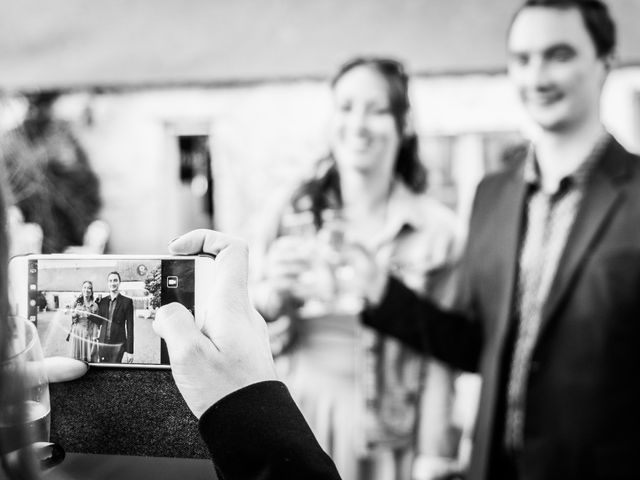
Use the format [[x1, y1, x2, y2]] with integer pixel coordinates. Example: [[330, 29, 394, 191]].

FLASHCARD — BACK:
[[168, 235, 182, 245]]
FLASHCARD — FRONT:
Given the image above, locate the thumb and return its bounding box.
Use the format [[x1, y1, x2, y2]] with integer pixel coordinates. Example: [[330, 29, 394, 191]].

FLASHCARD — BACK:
[[153, 303, 204, 359]]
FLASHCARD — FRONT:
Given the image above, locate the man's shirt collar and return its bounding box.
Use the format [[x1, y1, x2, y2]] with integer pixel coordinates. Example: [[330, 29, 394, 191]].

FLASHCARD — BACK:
[[523, 132, 611, 195]]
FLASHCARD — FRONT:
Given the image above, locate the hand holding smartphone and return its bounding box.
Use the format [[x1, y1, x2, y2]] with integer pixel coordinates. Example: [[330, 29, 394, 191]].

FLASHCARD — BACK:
[[155, 230, 277, 417], [9, 254, 215, 368]]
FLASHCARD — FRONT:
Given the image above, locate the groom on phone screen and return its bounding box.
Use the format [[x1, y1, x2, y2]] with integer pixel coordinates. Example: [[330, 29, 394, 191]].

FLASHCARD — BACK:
[[97, 271, 134, 363]]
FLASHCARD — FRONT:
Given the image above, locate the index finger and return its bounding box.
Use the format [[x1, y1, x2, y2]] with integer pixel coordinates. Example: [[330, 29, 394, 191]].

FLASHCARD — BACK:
[[169, 228, 249, 286], [169, 229, 251, 316], [169, 229, 242, 257]]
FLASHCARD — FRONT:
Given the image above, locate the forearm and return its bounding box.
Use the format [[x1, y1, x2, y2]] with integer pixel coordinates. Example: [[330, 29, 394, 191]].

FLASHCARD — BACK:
[[199, 381, 341, 480], [362, 276, 482, 372]]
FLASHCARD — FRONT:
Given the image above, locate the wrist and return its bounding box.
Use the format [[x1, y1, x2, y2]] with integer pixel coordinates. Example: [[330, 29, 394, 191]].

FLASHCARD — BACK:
[[364, 271, 389, 308]]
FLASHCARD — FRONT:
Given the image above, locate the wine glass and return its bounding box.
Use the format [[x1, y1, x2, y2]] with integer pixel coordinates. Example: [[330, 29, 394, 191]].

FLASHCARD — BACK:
[[279, 210, 334, 317], [0, 316, 51, 455], [316, 210, 372, 316]]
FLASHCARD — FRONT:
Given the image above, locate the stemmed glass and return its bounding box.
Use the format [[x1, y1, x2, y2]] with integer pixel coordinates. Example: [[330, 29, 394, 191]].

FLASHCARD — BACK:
[[278, 208, 373, 318], [0, 316, 51, 455], [279, 210, 333, 317]]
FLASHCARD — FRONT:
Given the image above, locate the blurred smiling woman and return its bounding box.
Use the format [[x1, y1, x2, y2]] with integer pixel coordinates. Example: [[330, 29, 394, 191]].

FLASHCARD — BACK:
[[253, 57, 464, 480]]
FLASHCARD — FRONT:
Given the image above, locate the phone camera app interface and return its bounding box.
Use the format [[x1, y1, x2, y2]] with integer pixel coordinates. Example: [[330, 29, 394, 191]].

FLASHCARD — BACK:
[[29, 258, 194, 366]]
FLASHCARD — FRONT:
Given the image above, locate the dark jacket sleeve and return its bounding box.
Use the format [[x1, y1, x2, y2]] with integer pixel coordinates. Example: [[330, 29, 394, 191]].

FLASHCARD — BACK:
[[199, 381, 341, 480], [362, 275, 483, 372], [360, 172, 514, 373], [124, 297, 134, 354]]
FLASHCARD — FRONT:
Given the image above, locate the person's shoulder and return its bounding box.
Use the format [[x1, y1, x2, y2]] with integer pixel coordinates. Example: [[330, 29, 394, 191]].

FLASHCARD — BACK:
[[628, 154, 640, 186], [606, 136, 640, 176], [482, 159, 525, 189], [406, 192, 465, 252], [408, 190, 460, 231], [399, 192, 466, 265], [478, 141, 529, 188], [471, 157, 526, 211], [417, 195, 459, 231], [588, 135, 640, 198]]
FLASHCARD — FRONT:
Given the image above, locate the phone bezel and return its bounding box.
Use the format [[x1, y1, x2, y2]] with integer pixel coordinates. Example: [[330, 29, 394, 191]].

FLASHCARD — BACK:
[[8, 253, 216, 370]]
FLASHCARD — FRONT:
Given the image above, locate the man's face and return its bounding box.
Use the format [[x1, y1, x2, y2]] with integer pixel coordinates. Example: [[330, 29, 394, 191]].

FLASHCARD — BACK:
[[507, 7, 609, 133], [107, 274, 120, 294]]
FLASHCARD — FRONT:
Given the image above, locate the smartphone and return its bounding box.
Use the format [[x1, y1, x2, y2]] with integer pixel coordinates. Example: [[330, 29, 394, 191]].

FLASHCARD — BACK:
[[9, 254, 215, 369]]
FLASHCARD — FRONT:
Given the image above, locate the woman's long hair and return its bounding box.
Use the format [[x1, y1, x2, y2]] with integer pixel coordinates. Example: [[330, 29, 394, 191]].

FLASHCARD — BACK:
[[290, 57, 427, 227]]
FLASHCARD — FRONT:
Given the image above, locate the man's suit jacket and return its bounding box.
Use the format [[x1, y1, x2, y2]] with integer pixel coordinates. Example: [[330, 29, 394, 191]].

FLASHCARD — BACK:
[[199, 381, 341, 479], [364, 136, 640, 480], [97, 293, 134, 355]]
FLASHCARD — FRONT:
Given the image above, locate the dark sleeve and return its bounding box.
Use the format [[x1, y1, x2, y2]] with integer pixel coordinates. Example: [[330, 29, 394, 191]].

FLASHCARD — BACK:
[[199, 381, 341, 480], [125, 297, 134, 354], [362, 276, 483, 373], [360, 172, 512, 373]]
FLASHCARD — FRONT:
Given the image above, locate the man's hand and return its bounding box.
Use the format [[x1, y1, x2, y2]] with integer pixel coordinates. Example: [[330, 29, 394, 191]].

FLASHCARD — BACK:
[[122, 352, 134, 364], [153, 229, 277, 418]]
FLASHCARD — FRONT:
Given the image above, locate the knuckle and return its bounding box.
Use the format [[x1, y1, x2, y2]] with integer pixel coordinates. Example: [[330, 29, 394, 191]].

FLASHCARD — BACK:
[[171, 334, 205, 364]]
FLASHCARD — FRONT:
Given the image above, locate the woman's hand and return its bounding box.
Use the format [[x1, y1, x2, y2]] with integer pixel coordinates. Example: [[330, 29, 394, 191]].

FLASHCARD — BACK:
[[153, 229, 277, 418], [264, 236, 315, 302]]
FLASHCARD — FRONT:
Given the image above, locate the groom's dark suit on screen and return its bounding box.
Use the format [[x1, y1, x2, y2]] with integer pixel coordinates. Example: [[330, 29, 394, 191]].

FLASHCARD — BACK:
[[97, 292, 134, 363]]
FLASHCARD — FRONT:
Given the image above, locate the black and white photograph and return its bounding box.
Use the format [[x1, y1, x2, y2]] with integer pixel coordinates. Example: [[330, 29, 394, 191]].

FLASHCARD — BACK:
[[33, 259, 163, 365], [2, 1, 640, 479]]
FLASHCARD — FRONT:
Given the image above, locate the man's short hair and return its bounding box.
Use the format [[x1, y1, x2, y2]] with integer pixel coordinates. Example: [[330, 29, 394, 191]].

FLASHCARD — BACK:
[[107, 271, 121, 282], [510, 0, 616, 58]]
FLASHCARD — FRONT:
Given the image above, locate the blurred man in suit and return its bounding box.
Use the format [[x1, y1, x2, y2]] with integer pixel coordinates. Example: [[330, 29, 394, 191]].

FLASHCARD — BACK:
[[364, 1, 640, 479]]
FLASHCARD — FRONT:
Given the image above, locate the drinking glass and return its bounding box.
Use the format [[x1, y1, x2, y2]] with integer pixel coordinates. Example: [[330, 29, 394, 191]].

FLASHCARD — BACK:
[[0, 316, 51, 455], [316, 210, 371, 316], [279, 210, 333, 317]]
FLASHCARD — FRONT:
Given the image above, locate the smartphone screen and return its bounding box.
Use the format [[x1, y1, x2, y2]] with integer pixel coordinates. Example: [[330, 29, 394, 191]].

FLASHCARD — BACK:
[[24, 257, 196, 367]]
